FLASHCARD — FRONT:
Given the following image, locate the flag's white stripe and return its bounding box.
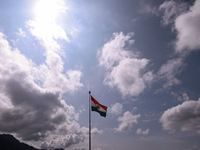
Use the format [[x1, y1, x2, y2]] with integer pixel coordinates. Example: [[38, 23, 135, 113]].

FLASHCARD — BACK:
[[91, 100, 106, 113]]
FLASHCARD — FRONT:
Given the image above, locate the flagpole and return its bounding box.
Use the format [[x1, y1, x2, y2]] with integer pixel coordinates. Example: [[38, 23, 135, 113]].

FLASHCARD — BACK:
[[89, 90, 91, 150]]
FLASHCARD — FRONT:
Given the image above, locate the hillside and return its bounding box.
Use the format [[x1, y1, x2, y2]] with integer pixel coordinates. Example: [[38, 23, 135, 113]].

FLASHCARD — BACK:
[[0, 134, 39, 150]]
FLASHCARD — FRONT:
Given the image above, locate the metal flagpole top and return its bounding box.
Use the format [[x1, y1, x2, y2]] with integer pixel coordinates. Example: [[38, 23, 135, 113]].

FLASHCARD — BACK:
[[89, 90, 91, 94]]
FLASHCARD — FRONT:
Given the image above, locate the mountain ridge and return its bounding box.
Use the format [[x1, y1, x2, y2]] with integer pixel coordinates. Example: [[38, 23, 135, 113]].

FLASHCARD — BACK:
[[0, 134, 39, 150], [0, 134, 64, 150]]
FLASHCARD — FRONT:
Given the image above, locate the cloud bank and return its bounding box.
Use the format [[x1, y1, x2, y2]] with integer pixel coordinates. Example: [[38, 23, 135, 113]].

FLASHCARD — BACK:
[[160, 98, 200, 133]]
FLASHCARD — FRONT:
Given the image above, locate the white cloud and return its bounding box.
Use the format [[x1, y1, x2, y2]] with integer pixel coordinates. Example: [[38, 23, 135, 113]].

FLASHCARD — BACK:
[[115, 111, 140, 132], [99, 32, 135, 69], [182, 93, 190, 102], [17, 28, 26, 37], [175, 0, 200, 52], [139, 3, 158, 16], [159, 0, 188, 26], [91, 127, 103, 135], [72, 146, 88, 150], [69, 27, 80, 39], [171, 92, 190, 102], [136, 128, 149, 135], [80, 127, 103, 136], [105, 58, 149, 96], [110, 103, 123, 116], [160, 98, 200, 133], [41, 130, 85, 149], [99, 32, 154, 97], [158, 57, 185, 89]]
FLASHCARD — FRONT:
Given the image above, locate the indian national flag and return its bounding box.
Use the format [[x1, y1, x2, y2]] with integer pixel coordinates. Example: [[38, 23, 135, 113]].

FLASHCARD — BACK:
[[91, 96, 107, 117]]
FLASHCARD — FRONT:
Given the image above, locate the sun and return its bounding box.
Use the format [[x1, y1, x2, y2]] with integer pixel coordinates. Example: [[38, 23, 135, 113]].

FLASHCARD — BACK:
[[30, 0, 69, 43], [34, 0, 67, 22]]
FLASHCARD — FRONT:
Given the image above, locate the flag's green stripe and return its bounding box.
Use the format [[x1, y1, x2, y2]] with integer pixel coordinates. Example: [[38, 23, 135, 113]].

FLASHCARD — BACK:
[[91, 106, 106, 117]]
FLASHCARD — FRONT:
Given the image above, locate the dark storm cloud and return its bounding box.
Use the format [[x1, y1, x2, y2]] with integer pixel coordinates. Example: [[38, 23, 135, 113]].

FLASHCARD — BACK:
[[0, 74, 66, 141]]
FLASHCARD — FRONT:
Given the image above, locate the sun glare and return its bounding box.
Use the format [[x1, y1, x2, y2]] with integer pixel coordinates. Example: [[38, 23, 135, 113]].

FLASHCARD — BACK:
[[34, 0, 67, 22], [30, 0, 69, 43]]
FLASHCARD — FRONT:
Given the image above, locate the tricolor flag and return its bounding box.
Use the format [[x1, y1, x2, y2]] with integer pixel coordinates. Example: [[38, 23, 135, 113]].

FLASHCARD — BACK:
[[91, 96, 107, 117]]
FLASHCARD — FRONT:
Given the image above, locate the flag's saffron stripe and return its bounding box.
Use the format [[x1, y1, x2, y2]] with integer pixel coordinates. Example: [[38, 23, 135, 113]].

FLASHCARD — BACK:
[[91, 106, 107, 117], [91, 96, 107, 111]]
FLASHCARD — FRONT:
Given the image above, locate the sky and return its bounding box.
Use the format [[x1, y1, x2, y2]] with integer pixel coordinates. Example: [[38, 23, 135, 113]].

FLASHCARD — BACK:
[[0, 0, 200, 150]]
